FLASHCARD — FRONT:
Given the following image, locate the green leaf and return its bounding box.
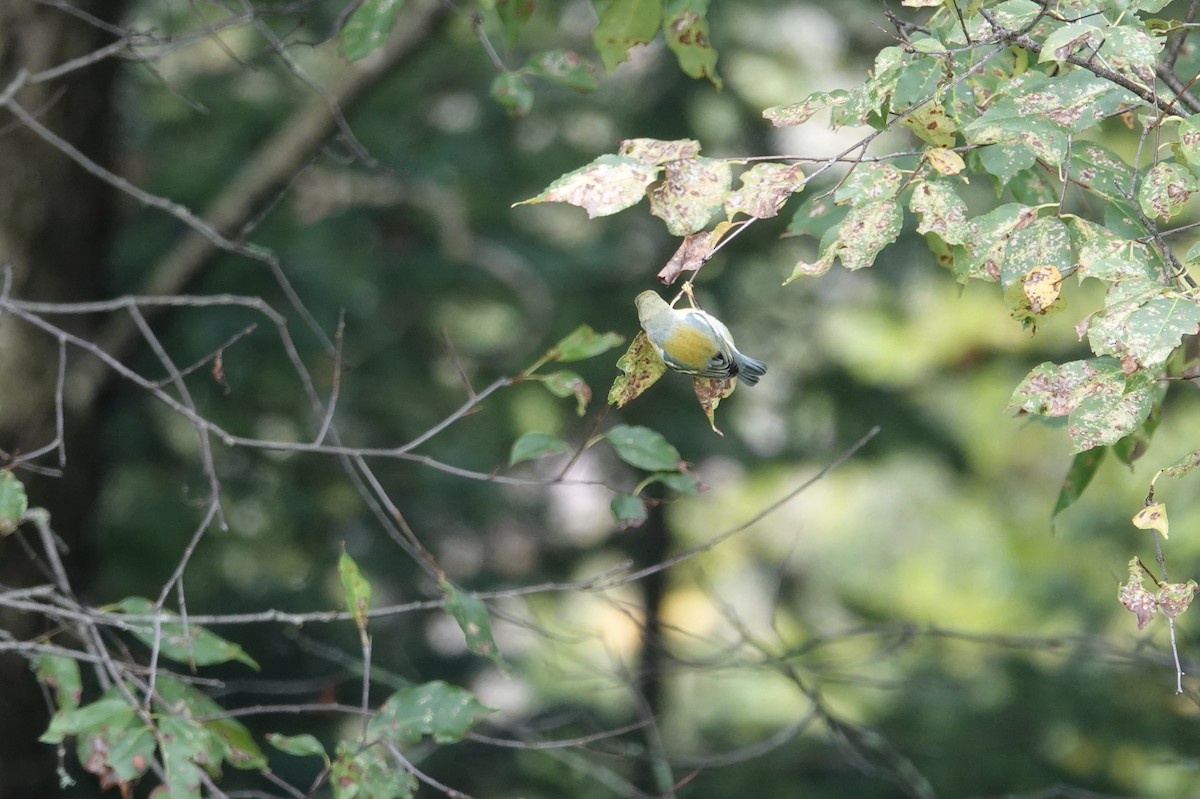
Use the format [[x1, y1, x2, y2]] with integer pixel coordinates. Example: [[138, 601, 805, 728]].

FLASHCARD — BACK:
[[1000, 216, 1071, 287], [608, 331, 667, 407], [510, 432, 571, 465], [40, 691, 133, 744], [338, 547, 372, 643], [524, 50, 599, 92], [1087, 281, 1200, 368], [976, 144, 1037, 185], [539, 370, 592, 415], [266, 732, 329, 761], [606, 424, 682, 471], [496, 0, 535, 48], [1138, 162, 1200, 221], [1071, 143, 1136, 203], [620, 137, 702, 163], [440, 579, 508, 671], [158, 716, 209, 799], [367, 681, 493, 744], [957, 203, 1038, 282], [910, 180, 970, 246], [515, 154, 660, 217], [1068, 217, 1162, 283], [650, 471, 702, 493], [332, 741, 418, 799], [1039, 22, 1103, 64], [648, 157, 731, 234], [785, 193, 851, 239], [763, 89, 850, 128], [338, 0, 407, 61], [1097, 24, 1162, 81], [892, 52, 945, 109], [42, 687, 155, 792], [0, 470, 28, 536], [490, 72, 534, 117], [610, 493, 648, 530], [114, 597, 259, 670], [837, 199, 903, 270], [833, 163, 904, 206], [550, 324, 626, 362], [593, 0, 662, 73], [663, 0, 721, 88], [1177, 114, 1200, 171], [899, 102, 957, 148], [33, 653, 82, 713], [1162, 445, 1200, 478], [725, 162, 806, 220], [1051, 448, 1106, 524], [1009, 359, 1155, 453]]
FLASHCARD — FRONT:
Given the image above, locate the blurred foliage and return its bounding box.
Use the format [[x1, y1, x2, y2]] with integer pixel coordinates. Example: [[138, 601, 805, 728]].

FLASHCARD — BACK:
[[7, 0, 1200, 797]]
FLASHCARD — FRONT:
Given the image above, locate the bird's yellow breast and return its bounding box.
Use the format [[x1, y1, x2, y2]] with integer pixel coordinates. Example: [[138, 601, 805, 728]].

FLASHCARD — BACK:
[[662, 324, 718, 367]]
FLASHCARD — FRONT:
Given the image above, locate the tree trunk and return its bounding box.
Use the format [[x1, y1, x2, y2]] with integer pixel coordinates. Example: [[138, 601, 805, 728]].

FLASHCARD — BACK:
[[0, 2, 126, 794]]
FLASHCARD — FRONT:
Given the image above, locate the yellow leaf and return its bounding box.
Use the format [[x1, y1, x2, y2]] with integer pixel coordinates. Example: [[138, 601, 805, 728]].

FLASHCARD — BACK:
[[925, 147, 965, 175], [1023, 264, 1062, 314], [1132, 502, 1169, 539]]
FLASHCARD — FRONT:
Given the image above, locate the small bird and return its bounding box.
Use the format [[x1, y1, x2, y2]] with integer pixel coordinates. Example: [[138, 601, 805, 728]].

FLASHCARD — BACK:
[[635, 290, 767, 385]]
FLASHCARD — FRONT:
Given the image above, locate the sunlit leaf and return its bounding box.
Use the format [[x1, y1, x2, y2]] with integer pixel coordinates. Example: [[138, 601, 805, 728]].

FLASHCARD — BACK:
[[925, 147, 965, 175], [338, 547, 372, 644], [657, 228, 724, 283], [648, 157, 731, 234], [593, 0, 661, 73], [838, 199, 903, 270], [900, 102, 957, 147], [663, 0, 721, 88], [1132, 502, 1169, 539], [608, 331, 667, 407], [619, 137, 702, 163], [515, 154, 659, 217], [763, 90, 850, 127], [834, 163, 904, 206], [367, 681, 493, 743], [725, 162, 805, 219]]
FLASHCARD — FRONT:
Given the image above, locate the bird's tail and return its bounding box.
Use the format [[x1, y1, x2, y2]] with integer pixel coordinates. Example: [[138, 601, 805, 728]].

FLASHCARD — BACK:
[[736, 354, 768, 386]]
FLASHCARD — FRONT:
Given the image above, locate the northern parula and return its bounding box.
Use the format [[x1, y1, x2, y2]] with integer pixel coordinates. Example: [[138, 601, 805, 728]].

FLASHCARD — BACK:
[[635, 291, 767, 385]]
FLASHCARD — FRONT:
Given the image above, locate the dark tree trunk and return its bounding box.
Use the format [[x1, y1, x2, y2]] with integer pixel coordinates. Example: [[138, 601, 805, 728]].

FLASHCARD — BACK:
[[0, 2, 126, 794]]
